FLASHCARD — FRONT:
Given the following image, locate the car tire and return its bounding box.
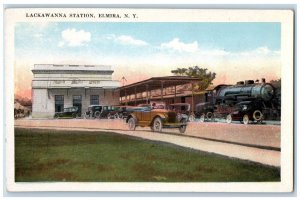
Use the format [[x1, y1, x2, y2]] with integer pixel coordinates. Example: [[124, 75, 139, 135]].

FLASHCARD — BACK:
[[243, 114, 250, 125], [114, 113, 119, 119], [188, 114, 195, 122], [253, 110, 263, 122], [179, 119, 187, 134], [206, 112, 214, 122], [118, 113, 123, 119], [152, 117, 162, 132], [199, 114, 205, 122], [226, 114, 232, 124], [94, 111, 101, 119], [128, 117, 136, 131]]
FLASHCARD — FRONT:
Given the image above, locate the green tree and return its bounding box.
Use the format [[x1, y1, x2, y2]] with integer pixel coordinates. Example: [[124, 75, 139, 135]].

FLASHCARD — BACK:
[[171, 66, 216, 91]]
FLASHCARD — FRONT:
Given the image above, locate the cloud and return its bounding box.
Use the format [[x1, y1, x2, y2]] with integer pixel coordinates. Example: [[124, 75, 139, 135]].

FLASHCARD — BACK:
[[114, 35, 148, 46], [59, 28, 91, 47], [237, 46, 280, 58], [160, 38, 199, 53]]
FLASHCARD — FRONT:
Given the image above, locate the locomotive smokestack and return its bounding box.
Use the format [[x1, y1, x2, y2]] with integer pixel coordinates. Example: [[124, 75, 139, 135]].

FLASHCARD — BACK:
[[262, 78, 266, 83]]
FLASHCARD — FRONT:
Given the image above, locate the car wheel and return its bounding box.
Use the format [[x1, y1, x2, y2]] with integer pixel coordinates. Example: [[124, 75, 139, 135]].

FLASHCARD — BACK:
[[118, 113, 123, 119], [128, 117, 136, 131], [226, 114, 232, 124], [243, 114, 250, 125], [94, 111, 101, 119], [179, 119, 187, 134], [206, 112, 214, 122], [152, 117, 162, 132], [84, 113, 90, 119], [199, 114, 205, 122], [253, 110, 263, 122], [188, 114, 195, 122]]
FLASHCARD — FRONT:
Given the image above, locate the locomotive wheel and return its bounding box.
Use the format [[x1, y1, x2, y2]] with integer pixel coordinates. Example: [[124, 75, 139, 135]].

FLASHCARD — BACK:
[[199, 114, 205, 122], [226, 114, 232, 124], [243, 114, 250, 125]]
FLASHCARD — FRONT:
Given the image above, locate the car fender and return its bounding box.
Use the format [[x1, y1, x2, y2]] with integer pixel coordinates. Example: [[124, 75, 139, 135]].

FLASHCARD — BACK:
[[150, 114, 166, 126], [126, 114, 138, 123]]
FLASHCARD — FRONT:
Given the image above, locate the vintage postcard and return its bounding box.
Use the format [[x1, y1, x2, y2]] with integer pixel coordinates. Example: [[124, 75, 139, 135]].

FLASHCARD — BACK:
[[5, 8, 294, 192]]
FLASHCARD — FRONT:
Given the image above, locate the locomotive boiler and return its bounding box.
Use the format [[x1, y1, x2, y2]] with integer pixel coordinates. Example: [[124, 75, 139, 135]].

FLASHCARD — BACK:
[[215, 79, 275, 103], [196, 78, 280, 124]]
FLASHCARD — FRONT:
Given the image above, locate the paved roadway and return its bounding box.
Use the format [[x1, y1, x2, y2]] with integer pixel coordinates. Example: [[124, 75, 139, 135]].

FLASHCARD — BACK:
[[14, 118, 281, 167]]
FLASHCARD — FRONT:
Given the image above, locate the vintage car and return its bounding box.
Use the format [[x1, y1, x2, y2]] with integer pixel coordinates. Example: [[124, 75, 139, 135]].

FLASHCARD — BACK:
[[126, 107, 188, 133], [107, 106, 145, 119], [84, 105, 116, 119], [84, 105, 103, 118], [168, 103, 195, 122], [195, 102, 215, 122], [226, 100, 264, 125], [54, 106, 80, 118]]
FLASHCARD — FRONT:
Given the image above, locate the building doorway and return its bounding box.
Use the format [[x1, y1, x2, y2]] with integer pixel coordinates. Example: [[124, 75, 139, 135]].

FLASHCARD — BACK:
[[73, 95, 82, 115], [55, 95, 64, 112]]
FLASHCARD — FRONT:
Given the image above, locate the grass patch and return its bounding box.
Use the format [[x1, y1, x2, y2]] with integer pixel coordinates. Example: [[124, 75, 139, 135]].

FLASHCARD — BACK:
[[15, 128, 280, 182]]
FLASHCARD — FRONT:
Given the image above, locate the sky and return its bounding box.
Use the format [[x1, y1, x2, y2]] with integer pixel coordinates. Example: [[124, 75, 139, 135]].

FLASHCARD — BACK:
[[14, 22, 281, 98]]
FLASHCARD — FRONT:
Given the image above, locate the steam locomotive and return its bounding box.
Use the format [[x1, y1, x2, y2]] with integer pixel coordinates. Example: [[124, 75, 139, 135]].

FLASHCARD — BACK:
[[195, 78, 280, 124]]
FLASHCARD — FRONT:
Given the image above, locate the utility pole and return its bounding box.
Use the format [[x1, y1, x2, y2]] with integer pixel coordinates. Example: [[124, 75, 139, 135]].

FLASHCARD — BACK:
[[121, 76, 127, 86]]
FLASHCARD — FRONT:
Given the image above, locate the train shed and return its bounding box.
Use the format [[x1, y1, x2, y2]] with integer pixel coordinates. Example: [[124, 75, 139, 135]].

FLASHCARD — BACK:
[[118, 76, 202, 111]]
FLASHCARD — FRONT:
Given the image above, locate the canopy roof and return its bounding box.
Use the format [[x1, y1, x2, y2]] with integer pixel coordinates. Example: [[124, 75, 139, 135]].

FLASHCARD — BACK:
[[119, 76, 201, 96]]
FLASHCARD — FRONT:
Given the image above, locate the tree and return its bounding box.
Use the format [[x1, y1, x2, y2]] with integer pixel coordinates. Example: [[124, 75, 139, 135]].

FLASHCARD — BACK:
[[171, 66, 216, 91]]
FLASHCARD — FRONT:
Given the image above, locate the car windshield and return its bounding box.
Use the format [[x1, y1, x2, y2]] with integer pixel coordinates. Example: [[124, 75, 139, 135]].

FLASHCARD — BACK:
[[169, 105, 189, 112], [94, 106, 102, 110]]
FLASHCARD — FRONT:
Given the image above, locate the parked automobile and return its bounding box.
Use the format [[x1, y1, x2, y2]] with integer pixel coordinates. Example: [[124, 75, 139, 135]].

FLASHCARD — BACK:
[[54, 106, 80, 118], [107, 106, 131, 119], [126, 107, 188, 133], [100, 106, 116, 118], [226, 100, 264, 125], [195, 102, 215, 122], [107, 106, 149, 119], [168, 103, 195, 122], [84, 105, 103, 118]]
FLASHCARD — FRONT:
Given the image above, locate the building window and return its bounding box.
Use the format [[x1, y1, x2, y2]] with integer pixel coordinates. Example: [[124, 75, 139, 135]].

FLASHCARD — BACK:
[[90, 95, 99, 105], [73, 95, 82, 114], [55, 95, 64, 112]]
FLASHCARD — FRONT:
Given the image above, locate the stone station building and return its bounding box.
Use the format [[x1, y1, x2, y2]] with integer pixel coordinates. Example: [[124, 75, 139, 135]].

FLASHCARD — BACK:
[[31, 64, 120, 118]]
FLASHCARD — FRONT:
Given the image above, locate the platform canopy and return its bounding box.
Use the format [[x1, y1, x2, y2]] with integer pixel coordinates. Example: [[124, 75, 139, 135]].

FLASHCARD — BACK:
[[118, 76, 201, 96]]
